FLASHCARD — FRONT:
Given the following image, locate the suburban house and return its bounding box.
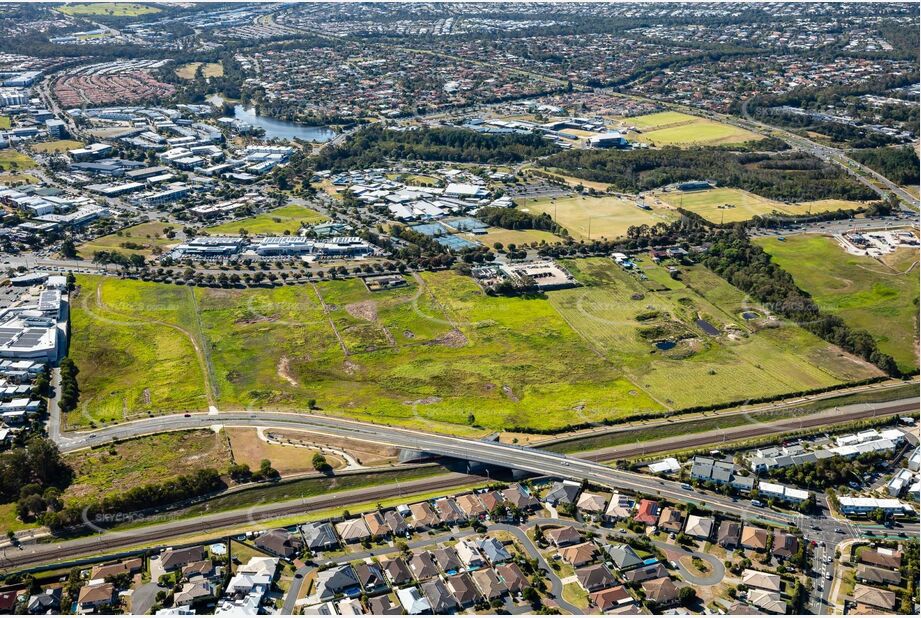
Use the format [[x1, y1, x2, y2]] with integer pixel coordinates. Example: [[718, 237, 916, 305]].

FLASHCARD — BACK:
[[432, 546, 463, 574], [363, 512, 391, 539], [575, 564, 616, 592], [497, 562, 528, 594], [591, 586, 635, 612], [456, 494, 486, 519], [471, 568, 507, 600], [384, 511, 409, 537], [421, 579, 458, 614], [356, 563, 388, 595], [561, 542, 597, 567], [718, 520, 741, 548], [159, 547, 206, 572], [396, 587, 432, 615], [605, 543, 645, 572], [657, 507, 685, 533], [642, 577, 678, 607], [749, 589, 786, 614], [544, 480, 581, 506], [456, 539, 485, 568], [336, 518, 371, 544], [740, 525, 769, 551], [604, 493, 634, 522], [685, 514, 714, 539], [381, 557, 413, 586], [315, 564, 360, 601], [447, 573, 482, 607], [635, 499, 660, 525], [408, 551, 440, 580], [410, 502, 441, 529], [622, 563, 668, 584], [856, 564, 902, 586], [576, 492, 608, 516], [742, 570, 782, 592], [301, 522, 339, 551], [255, 529, 303, 558], [546, 525, 582, 547], [77, 583, 115, 613], [477, 537, 512, 564], [852, 585, 896, 611], [772, 530, 799, 559]]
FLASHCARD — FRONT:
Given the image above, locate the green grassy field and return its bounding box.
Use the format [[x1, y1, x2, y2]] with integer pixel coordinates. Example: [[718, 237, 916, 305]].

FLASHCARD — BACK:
[[69, 276, 210, 426], [78, 221, 178, 258], [31, 139, 84, 154], [518, 194, 678, 240], [58, 2, 160, 16], [0, 116, 10, 130], [64, 430, 230, 504], [756, 235, 919, 372], [622, 111, 762, 147], [658, 188, 867, 223], [204, 203, 328, 236], [548, 258, 880, 408], [473, 227, 560, 248], [72, 272, 661, 432], [0, 149, 36, 172]]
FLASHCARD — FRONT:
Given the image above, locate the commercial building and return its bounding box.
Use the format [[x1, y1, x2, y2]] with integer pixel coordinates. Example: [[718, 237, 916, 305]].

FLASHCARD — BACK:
[[0, 283, 69, 362]]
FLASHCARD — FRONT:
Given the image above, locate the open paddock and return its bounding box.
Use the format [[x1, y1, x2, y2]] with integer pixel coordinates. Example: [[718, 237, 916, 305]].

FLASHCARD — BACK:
[[518, 194, 678, 240]]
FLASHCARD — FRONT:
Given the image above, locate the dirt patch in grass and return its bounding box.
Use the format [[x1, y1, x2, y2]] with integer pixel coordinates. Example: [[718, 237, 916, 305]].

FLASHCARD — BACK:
[[345, 300, 377, 321], [226, 427, 343, 476], [277, 356, 298, 386], [430, 328, 467, 347]]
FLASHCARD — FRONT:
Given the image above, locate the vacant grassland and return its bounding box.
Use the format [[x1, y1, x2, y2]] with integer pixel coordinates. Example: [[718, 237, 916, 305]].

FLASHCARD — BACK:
[[204, 203, 328, 235], [69, 276, 209, 426], [658, 187, 866, 223], [549, 258, 879, 408], [474, 227, 561, 247], [225, 428, 343, 476], [0, 149, 36, 171], [78, 221, 179, 258], [757, 234, 919, 372], [623, 111, 761, 146], [518, 194, 678, 240], [64, 430, 230, 503], [31, 140, 83, 154], [58, 3, 160, 16], [176, 62, 224, 80]]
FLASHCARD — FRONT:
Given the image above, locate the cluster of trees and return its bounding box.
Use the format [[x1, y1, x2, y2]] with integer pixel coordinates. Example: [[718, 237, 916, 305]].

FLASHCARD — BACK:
[[0, 437, 72, 522], [765, 453, 886, 492], [58, 357, 80, 415], [313, 126, 559, 172], [228, 459, 279, 483], [41, 468, 225, 530], [703, 231, 900, 376], [851, 146, 920, 185], [92, 250, 147, 271], [476, 206, 566, 235], [541, 148, 877, 202]]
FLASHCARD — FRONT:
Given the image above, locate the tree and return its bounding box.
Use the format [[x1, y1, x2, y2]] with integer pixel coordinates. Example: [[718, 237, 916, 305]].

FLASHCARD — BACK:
[[60, 238, 78, 259], [312, 453, 332, 473], [678, 586, 697, 607]]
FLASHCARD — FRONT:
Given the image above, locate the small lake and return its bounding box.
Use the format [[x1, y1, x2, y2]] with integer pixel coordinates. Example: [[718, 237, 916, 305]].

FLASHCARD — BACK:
[[232, 105, 335, 143], [741, 311, 759, 320], [655, 340, 677, 351]]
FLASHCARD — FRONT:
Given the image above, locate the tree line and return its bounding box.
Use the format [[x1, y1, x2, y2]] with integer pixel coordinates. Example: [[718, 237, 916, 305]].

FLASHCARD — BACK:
[[476, 206, 566, 235], [313, 126, 560, 172], [703, 231, 901, 376], [540, 147, 877, 202]]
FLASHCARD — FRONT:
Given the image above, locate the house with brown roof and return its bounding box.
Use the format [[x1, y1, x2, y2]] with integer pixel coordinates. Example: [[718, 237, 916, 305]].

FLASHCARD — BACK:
[[604, 493, 634, 522], [432, 546, 462, 574], [622, 562, 668, 584], [336, 518, 372, 544], [658, 507, 685, 533], [434, 497, 467, 526], [255, 528, 304, 558], [472, 568, 507, 600], [718, 520, 741, 548], [858, 548, 902, 569], [174, 581, 214, 606], [384, 511, 408, 537], [546, 525, 581, 547], [409, 502, 441, 530], [77, 583, 115, 612], [356, 563, 389, 595], [742, 570, 782, 592], [497, 562, 528, 595], [591, 585, 634, 612], [363, 512, 390, 539], [856, 564, 901, 586], [635, 499, 660, 525], [749, 589, 786, 614], [576, 492, 608, 516], [740, 525, 768, 551], [181, 559, 215, 580], [447, 572, 483, 607], [89, 558, 143, 581], [560, 542, 597, 567], [381, 557, 413, 586], [575, 564, 616, 592], [478, 491, 504, 513], [772, 530, 799, 559], [367, 594, 402, 615], [502, 483, 539, 511], [159, 546, 206, 572], [408, 551, 440, 580], [852, 585, 896, 611], [642, 577, 678, 607], [456, 493, 486, 519]]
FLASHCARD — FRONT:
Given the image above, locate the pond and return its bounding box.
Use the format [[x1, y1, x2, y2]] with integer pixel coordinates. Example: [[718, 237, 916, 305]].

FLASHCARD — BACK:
[[695, 319, 720, 336], [232, 105, 335, 142], [655, 340, 677, 351], [741, 311, 759, 320]]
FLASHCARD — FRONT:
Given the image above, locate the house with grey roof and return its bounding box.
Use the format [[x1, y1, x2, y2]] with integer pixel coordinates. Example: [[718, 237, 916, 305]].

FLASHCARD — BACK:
[[605, 544, 644, 572], [421, 579, 458, 614], [301, 522, 339, 551], [477, 537, 512, 564]]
